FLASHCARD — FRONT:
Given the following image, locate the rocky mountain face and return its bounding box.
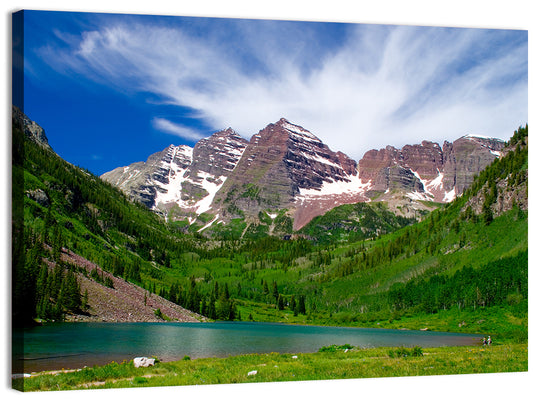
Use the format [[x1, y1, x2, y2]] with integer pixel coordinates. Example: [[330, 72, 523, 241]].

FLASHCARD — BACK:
[[101, 128, 248, 216], [180, 128, 248, 214], [464, 132, 528, 218], [101, 144, 193, 210], [211, 119, 365, 230], [442, 135, 506, 196], [102, 117, 505, 233], [358, 135, 505, 204], [12, 105, 50, 149], [13, 106, 54, 208]]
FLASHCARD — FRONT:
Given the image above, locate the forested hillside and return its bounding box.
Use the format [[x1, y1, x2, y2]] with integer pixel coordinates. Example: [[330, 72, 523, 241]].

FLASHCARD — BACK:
[[13, 109, 203, 325], [297, 202, 417, 244], [13, 107, 528, 342]]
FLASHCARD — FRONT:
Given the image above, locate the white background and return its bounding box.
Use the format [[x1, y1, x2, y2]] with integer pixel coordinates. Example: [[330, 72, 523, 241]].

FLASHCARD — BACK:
[[1, 1, 530, 398]]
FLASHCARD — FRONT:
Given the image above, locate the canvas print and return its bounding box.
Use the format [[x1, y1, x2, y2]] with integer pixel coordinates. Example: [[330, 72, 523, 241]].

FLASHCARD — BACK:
[[11, 9, 527, 392]]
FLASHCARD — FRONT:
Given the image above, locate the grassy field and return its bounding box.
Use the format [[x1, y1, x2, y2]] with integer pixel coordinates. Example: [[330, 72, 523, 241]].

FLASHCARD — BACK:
[[16, 343, 527, 391]]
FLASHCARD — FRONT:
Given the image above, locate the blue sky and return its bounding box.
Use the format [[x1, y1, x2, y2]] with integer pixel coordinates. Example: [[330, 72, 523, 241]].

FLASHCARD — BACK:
[[16, 10, 528, 176]]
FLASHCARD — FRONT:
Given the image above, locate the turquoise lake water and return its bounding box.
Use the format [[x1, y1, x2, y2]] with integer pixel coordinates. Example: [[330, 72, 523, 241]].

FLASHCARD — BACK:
[[13, 321, 481, 372]]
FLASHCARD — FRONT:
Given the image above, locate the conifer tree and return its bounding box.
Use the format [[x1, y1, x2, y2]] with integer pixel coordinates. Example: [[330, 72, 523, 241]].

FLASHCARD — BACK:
[[272, 281, 279, 300], [298, 294, 306, 315], [289, 295, 296, 311], [277, 295, 285, 310], [217, 287, 231, 320], [208, 293, 217, 320]]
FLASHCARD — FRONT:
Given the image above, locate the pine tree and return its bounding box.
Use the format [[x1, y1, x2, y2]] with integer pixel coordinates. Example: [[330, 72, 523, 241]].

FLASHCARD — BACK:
[[229, 300, 237, 321], [483, 202, 493, 225], [277, 295, 285, 310], [223, 282, 230, 299], [208, 293, 217, 320], [217, 289, 231, 320], [272, 281, 279, 300], [214, 281, 219, 298], [62, 269, 81, 313], [51, 225, 63, 262], [169, 282, 178, 304], [289, 295, 296, 311], [262, 280, 269, 296], [298, 295, 306, 315]]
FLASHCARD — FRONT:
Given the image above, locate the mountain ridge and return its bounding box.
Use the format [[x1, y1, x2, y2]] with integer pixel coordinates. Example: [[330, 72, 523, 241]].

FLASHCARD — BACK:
[[102, 117, 505, 232]]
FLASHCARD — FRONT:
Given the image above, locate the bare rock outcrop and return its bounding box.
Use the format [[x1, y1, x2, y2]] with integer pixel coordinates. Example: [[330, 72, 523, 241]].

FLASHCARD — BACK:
[[358, 134, 504, 203]]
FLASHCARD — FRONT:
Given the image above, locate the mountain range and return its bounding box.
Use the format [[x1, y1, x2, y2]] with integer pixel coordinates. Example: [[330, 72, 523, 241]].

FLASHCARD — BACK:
[[102, 118, 505, 232], [13, 103, 528, 344]]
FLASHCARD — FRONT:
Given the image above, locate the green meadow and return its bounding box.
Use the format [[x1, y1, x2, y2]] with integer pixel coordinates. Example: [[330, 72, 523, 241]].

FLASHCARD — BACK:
[[17, 343, 527, 391]]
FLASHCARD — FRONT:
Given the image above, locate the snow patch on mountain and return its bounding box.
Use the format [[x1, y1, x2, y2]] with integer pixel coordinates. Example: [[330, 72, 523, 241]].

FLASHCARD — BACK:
[[406, 191, 433, 201], [266, 212, 278, 219], [198, 214, 220, 232], [153, 145, 193, 207], [426, 171, 444, 191], [443, 188, 456, 202], [463, 135, 505, 157], [464, 133, 496, 140], [195, 173, 227, 214], [297, 173, 371, 199], [281, 119, 321, 143], [119, 169, 143, 188], [302, 152, 341, 168], [410, 170, 426, 191]]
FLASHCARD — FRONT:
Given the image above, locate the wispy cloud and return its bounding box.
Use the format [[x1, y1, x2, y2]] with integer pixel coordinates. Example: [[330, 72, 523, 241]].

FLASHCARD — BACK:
[[35, 17, 527, 160], [152, 118, 205, 141]]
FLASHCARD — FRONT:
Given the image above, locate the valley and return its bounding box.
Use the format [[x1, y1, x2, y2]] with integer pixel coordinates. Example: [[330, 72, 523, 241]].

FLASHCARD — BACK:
[[12, 106, 528, 383]]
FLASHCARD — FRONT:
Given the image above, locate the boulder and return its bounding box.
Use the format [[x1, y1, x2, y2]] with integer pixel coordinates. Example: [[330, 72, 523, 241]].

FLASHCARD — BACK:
[[26, 189, 49, 207], [133, 357, 156, 368]]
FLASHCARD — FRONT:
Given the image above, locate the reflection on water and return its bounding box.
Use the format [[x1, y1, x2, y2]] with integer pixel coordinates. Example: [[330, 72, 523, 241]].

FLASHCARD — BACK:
[[14, 322, 481, 372]]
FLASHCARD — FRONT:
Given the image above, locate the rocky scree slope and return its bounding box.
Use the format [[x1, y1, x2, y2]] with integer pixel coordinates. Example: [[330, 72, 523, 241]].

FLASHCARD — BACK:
[[58, 249, 204, 323]]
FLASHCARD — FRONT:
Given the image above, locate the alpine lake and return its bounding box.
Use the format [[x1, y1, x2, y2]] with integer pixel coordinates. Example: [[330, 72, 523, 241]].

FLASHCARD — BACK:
[[14, 321, 481, 373]]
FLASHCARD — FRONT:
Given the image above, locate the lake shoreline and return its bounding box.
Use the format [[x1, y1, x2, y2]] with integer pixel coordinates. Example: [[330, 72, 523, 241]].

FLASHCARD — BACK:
[[15, 343, 528, 392], [14, 321, 482, 374]]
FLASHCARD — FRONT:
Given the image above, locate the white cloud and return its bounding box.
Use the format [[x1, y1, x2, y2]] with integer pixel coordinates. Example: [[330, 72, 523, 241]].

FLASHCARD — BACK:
[[152, 118, 205, 141], [42, 20, 527, 160]]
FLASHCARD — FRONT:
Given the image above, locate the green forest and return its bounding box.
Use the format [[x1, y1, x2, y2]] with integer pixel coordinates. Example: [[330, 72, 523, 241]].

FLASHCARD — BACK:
[[13, 113, 528, 343]]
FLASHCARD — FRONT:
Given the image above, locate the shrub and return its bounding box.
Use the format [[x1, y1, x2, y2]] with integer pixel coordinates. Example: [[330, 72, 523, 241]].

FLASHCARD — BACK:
[[412, 346, 424, 357], [388, 347, 410, 358], [154, 308, 170, 321], [388, 346, 424, 358], [318, 344, 354, 353]]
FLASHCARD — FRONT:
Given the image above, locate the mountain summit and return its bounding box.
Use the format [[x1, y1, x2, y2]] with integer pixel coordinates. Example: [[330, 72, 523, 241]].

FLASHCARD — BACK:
[[101, 128, 248, 217], [102, 118, 505, 233], [211, 118, 363, 230]]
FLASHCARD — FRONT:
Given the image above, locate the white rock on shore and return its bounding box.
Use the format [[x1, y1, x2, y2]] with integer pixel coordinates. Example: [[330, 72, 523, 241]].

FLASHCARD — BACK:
[[133, 357, 156, 368]]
